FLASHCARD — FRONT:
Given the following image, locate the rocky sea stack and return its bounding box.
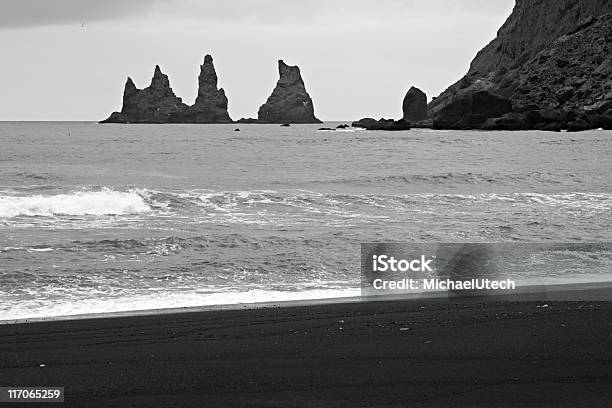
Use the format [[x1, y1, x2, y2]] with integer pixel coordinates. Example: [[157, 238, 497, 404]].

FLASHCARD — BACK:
[[429, 0, 612, 131], [257, 60, 322, 124], [101, 55, 232, 123], [101, 66, 186, 124], [178, 54, 232, 123], [402, 86, 428, 122]]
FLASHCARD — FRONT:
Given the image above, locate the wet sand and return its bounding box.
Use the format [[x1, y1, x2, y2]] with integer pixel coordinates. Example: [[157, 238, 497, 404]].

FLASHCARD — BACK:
[[0, 289, 610, 407]]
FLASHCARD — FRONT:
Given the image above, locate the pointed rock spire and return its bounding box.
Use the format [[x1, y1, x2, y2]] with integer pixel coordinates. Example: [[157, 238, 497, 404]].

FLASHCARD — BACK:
[[277, 60, 304, 88], [179, 54, 232, 123], [197, 54, 219, 95], [148, 65, 176, 99], [125, 77, 136, 91], [257, 60, 321, 123], [123, 77, 138, 99]]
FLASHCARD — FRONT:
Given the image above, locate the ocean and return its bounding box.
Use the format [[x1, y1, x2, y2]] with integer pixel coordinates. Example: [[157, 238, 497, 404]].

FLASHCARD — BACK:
[[1, 122, 611, 320]]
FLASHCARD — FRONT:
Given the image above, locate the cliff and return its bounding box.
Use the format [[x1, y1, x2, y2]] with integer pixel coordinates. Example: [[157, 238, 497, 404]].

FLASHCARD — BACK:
[[101, 55, 232, 123], [429, 0, 612, 130], [257, 60, 322, 123]]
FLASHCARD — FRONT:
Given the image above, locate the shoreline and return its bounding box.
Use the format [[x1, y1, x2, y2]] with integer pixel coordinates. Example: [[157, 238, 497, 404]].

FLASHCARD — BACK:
[[2, 281, 609, 325]]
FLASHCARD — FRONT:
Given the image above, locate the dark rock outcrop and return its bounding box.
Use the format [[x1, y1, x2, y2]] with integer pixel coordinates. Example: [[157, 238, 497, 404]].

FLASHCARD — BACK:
[[237, 118, 258, 123], [411, 119, 434, 128], [102, 66, 188, 123], [317, 124, 353, 131], [101, 55, 232, 123], [257, 60, 322, 123], [432, 90, 513, 129], [429, 0, 612, 130], [176, 55, 232, 123], [481, 112, 529, 130], [402, 87, 428, 121], [352, 118, 411, 131], [349, 87, 423, 132]]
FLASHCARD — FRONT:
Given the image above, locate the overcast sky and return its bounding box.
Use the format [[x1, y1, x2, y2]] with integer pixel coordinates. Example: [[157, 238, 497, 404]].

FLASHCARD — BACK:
[[0, 0, 515, 121]]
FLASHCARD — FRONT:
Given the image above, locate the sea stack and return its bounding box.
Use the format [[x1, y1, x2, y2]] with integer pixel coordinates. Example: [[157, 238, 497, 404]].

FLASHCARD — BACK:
[[101, 66, 187, 123], [179, 55, 232, 123], [429, 0, 612, 130], [402, 86, 428, 122], [257, 60, 322, 123], [101, 55, 232, 123]]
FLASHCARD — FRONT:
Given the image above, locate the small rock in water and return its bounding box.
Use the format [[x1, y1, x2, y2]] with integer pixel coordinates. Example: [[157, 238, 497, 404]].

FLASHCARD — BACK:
[[237, 117, 257, 123], [351, 118, 411, 131], [234, 128, 240, 131]]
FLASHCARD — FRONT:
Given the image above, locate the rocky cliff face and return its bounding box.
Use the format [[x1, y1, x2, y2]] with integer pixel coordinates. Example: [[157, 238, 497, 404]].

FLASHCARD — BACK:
[[429, 0, 612, 130], [257, 60, 322, 123], [101, 55, 232, 123]]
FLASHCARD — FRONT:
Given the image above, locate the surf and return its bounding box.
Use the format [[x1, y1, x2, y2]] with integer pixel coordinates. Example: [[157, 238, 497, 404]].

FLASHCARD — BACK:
[[0, 188, 151, 218]]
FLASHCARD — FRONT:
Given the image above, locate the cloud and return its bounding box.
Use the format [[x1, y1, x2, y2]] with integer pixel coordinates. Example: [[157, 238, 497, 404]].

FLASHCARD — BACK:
[[0, 0, 514, 29], [153, 0, 513, 24], [0, 0, 162, 28]]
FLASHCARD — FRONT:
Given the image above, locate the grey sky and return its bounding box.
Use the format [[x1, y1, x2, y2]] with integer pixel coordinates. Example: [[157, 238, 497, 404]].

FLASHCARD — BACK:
[[0, 0, 160, 28], [0, 0, 515, 120]]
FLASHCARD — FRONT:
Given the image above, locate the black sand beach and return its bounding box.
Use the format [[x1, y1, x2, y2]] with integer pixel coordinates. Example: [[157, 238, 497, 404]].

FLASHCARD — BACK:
[[1, 288, 610, 408]]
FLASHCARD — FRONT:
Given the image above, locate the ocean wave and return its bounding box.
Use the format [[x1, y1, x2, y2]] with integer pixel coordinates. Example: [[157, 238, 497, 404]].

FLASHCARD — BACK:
[[12, 171, 58, 181], [193, 190, 612, 210], [309, 171, 588, 187], [68, 233, 325, 256], [0, 189, 151, 217], [2, 187, 610, 227], [137, 189, 612, 224]]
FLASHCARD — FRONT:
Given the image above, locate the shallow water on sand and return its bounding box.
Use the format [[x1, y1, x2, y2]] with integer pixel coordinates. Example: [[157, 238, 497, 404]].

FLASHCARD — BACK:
[[1, 122, 611, 319]]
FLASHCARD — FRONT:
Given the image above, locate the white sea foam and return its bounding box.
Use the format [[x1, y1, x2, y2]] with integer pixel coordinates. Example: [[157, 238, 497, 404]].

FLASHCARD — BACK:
[[0, 189, 151, 218], [0, 287, 360, 322]]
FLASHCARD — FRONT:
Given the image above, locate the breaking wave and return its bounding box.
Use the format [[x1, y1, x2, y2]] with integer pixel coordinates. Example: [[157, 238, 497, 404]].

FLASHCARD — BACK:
[[2, 187, 610, 224], [0, 189, 151, 217]]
